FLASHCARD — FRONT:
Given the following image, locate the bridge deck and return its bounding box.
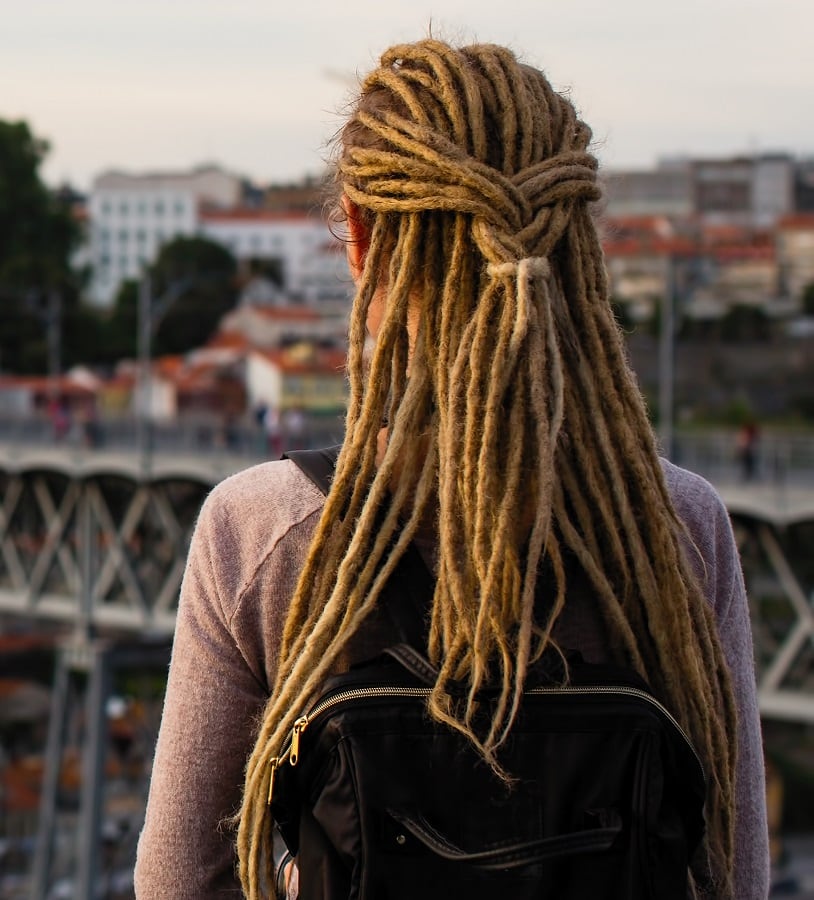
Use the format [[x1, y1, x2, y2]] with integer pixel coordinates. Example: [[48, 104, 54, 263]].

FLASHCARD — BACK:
[[0, 441, 252, 485], [3, 439, 814, 523]]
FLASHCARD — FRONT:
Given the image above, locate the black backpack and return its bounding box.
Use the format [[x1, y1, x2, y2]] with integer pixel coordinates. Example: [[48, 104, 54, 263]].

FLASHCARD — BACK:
[[273, 448, 707, 900]]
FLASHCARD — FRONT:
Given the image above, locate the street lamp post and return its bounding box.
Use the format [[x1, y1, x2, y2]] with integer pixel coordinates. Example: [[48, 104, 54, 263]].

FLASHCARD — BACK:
[[135, 270, 204, 476], [658, 256, 676, 459], [46, 288, 62, 392], [137, 269, 153, 476]]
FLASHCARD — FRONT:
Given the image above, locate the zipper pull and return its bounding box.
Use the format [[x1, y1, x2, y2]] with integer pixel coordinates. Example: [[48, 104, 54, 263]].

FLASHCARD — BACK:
[[290, 716, 308, 766], [267, 757, 279, 805]]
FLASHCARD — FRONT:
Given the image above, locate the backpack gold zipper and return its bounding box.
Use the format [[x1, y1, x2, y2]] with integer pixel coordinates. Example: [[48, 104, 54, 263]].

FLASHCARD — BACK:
[[267, 687, 429, 804], [267, 682, 704, 805]]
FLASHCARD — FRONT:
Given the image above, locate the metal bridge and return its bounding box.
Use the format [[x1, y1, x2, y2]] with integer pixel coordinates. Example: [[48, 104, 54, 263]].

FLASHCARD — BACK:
[[1, 426, 813, 717], [0, 424, 813, 897]]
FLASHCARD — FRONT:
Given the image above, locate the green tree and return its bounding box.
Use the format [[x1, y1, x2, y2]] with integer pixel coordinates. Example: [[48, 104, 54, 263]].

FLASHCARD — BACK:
[[98, 279, 140, 364], [0, 119, 81, 373], [149, 236, 239, 356], [62, 299, 107, 369], [87, 238, 240, 368]]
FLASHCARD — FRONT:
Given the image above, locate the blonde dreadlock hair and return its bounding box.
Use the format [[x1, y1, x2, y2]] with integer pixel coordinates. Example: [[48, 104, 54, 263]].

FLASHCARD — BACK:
[[238, 39, 737, 898]]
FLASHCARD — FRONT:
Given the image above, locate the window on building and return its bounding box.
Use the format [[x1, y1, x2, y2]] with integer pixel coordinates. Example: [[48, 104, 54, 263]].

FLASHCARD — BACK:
[[120, 201, 128, 216], [155, 201, 165, 216]]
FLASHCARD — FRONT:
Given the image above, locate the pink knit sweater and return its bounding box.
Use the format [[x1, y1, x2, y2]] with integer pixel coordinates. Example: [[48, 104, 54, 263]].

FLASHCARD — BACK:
[[134, 458, 770, 899]]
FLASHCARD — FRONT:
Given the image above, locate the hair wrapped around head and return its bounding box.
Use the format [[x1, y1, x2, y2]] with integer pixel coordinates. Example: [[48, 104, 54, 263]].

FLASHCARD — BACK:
[[237, 40, 737, 900]]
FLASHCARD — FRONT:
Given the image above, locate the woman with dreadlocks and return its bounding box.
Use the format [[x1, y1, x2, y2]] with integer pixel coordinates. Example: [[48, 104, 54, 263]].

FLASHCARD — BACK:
[[135, 39, 769, 900]]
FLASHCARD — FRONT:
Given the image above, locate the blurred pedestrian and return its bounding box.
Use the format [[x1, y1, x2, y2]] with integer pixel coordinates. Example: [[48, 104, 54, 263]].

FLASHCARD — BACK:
[[736, 420, 760, 481]]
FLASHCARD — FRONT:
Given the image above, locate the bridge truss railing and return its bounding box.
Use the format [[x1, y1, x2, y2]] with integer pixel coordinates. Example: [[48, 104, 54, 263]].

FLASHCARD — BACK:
[[0, 445, 813, 713], [0, 464, 210, 637]]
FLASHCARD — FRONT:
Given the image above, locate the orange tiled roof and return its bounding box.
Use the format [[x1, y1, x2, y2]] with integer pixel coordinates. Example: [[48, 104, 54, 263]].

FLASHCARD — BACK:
[[199, 207, 317, 223], [254, 347, 346, 375], [603, 214, 673, 233], [778, 213, 814, 230], [153, 355, 185, 377], [710, 245, 775, 263], [206, 331, 252, 350], [602, 236, 697, 257], [699, 223, 752, 241], [0, 375, 95, 395], [248, 305, 321, 322]]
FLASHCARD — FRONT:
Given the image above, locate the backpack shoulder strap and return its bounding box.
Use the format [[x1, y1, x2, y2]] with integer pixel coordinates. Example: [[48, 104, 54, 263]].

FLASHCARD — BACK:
[[283, 445, 342, 495], [283, 445, 432, 650]]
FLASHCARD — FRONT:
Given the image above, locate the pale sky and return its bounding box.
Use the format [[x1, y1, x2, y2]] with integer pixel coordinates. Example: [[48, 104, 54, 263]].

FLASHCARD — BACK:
[[2, 0, 811, 191]]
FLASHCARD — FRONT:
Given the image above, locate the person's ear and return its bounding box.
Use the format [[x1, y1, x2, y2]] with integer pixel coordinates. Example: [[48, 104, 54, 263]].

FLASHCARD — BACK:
[[342, 196, 370, 282]]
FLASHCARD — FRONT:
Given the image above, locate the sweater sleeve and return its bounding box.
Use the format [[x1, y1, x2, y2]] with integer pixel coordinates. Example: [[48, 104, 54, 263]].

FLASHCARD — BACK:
[[664, 462, 770, 899], [715, 520, 771, 900], [134, 461, 323, 899]]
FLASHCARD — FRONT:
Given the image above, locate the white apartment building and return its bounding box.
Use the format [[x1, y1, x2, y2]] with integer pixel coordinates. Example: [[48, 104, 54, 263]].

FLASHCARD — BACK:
[[199, 209, 352, 308], [87, 165, 244, 306], [86, 165, 351, 311], [602, 163, 693, 219]]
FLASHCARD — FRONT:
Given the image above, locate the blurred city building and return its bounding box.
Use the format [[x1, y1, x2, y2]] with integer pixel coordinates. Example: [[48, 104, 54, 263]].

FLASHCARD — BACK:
[[601, 161, 694, 219], [776, 214, 814, 304], [199, 207, 350, 313], [84, 165, 351, 311], [14, 151, 812, 440], [86, 165, 243, 305], [601, 153, 814, 323], [603, 153, 806, 227], [81, 155, 814, 327]]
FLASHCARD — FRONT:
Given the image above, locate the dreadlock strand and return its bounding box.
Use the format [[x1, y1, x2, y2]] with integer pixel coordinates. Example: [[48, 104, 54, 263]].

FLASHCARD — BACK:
[[421, 40, 489, 158], [366, 66, 433, 127], [519, 64, 551, 163], [276, 424, 436, 736], [382, 42, 469, 149], [499, 47, 535, 169], [471, 278, 527, 568], [470, 380, 528, 660], [553, 480, 648, 673], [478, 48, 520, 174]]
